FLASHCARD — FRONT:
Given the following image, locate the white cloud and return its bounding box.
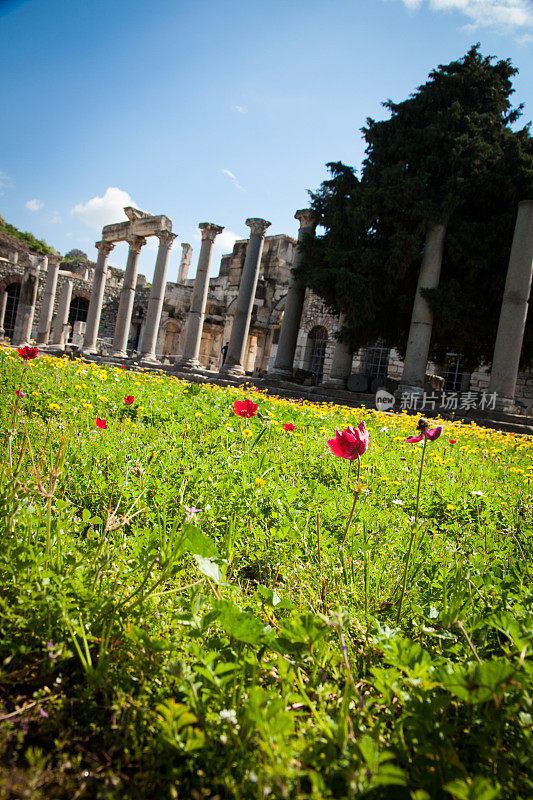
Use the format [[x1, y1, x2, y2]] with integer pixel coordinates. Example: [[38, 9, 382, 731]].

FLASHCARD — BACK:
[[231, 105, 248, 114], [220, 168, 245, 192], [396, 0, 533, 32], [26, 199, 44, 212], [70, 187, 136, 231], [50, 212, 62, 223], [214, 230, 239, 252]]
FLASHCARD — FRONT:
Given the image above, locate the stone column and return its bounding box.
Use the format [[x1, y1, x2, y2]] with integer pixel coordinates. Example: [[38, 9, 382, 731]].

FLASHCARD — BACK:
[[272, 209, 317, 377], [0, 290, 8, 340], [489, 200, 533, 408], [140, 230, 177, 362], [10, 251, 19, 265], [51, 278, 73, 348], [178, 223, 223, 370], [178, 243, 193, 282], [398, 221, 447, 393], [82, 240, 115, 355], [36, 257, 60, 345], [323, 318, 353, 387], [12, 258, 41, 346], [220, 218, 271, 377], [111, 236, 146, 357]]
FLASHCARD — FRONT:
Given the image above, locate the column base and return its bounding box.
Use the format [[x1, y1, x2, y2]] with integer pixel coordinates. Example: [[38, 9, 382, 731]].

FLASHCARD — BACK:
[[176, 358, 206, 373], [322, 377, 348, 389], [220, 363, 245, 378], [396, 383, 424, 398], [492, 396, 517, 413], [270, 367, 294, 379], [139, 354, 161, 366]]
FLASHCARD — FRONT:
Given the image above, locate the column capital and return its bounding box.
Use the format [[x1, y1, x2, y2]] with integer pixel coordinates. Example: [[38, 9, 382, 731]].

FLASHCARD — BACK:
[[127, 235, 146, 254], [157, 230, 177, 249], [199, 222, 224, 242], [246, 218, 271, 237], [95, 240, 115, 256], [294, 209, 317, 230]]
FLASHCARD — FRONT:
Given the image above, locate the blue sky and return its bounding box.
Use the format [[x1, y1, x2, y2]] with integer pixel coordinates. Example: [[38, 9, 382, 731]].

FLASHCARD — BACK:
[[1, 0, 533, 280]]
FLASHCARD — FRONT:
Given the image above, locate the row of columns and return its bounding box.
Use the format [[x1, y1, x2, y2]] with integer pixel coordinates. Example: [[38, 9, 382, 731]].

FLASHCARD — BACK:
[[1, 201, 531, 408], [269, 202, 533, 409], [81, 229, 176, 361]]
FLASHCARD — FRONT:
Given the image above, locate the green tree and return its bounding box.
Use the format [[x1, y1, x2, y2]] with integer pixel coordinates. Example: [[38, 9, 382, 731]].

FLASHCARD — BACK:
[[297, 45, 533, 370]]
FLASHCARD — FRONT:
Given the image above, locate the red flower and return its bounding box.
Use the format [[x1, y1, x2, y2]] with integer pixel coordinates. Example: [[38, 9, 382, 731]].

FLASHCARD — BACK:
[[18, 346, 39, 360], [124, 395, 134, 405], [283, 422, 295, 432], [405, 425, 443, 444], [233, 399, 258, 418], [96, 417, 107, 429], [327, 421, 369, 460], [15, 390, 25, 398], [449, 439, 457, 445]]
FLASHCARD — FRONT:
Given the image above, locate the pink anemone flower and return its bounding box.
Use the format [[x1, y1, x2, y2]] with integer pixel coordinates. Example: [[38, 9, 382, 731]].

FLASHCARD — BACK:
[[18, 346, 39, 360], [233, 399, 258, 418], [327, 421, 369, 460], [405, 425, 443, 444]]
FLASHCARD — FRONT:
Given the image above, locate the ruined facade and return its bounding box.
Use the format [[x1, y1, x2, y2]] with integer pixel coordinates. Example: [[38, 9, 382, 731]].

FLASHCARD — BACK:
[[1, 205, 532, 411]]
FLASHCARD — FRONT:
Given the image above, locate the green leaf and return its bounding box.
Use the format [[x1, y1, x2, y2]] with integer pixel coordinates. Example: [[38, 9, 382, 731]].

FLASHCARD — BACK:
[[193, 555, 221, 583]]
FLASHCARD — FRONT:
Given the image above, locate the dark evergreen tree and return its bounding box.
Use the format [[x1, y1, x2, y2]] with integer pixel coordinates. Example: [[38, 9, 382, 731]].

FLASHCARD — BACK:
[[297, 45, 533, 369]]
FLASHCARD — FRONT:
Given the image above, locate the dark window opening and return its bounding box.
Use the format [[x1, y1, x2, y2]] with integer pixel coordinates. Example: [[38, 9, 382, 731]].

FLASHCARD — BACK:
[[3, 283, 20, 339]]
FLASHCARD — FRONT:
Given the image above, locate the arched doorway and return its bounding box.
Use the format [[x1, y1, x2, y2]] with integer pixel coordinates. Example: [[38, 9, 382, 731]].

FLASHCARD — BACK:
[[3, 283, 21, 339], [306, 326, 328, 384]]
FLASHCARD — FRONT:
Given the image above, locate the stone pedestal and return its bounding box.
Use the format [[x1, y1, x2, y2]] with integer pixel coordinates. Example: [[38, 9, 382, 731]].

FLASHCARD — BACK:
[[51, 279, 73, 348], [0, 290, 8, 340], [37, 257, 60, 346], [323, 319, 352, 387], [272, 209, 317, 377], [489, 200, 533, 408], [82, 241, 115, 355], [140, 230, 177, 362], [220, 218, 271, 377], [178, 243, 193, 282], [111, 236, 146, 357], [12, 259, 41, 346], [398, 221, 447, 394], [178, 223, 223, 371]]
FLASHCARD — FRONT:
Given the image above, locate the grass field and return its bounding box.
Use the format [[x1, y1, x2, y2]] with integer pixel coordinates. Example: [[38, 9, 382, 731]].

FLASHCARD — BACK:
[[0, 346, 531, 800]]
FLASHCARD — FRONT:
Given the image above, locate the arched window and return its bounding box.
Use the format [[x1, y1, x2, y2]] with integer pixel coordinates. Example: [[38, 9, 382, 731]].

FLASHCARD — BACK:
[[306, 325, 328, 384], [68, 296, 89, 326], [3, 283, 21, 339]]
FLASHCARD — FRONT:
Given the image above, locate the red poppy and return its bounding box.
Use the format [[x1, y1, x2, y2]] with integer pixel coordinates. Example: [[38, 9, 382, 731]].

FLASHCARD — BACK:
[[96, 417, 107, 429], [15, 390, 25, 398], [283, 422, 295, 432], [327, 421, 370, 460], [405, 425, 443, 444], [124, 396, 134, 404], [449, 439, 457, 445], [17, 346, 39, 360], [233, 399, 258, 418]]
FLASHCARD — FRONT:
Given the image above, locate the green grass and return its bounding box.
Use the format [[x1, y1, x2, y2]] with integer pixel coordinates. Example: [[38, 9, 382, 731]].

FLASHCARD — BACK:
[[0, 347, 531, 800]]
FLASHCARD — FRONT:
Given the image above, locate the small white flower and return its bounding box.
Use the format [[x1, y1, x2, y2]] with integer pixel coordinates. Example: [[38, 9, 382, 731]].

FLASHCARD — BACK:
[[392, 499, 404, 506], [219, 708, 237, 724], [471, 490, 485, 497]]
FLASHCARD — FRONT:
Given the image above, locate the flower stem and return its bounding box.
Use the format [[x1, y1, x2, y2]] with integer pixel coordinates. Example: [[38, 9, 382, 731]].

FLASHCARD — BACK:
[[339, 455, 361, 556], [397, 436, 427, 623]]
